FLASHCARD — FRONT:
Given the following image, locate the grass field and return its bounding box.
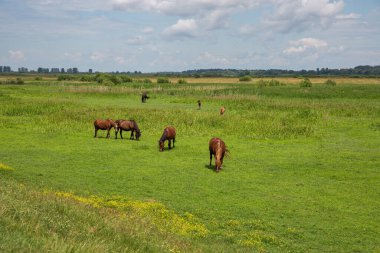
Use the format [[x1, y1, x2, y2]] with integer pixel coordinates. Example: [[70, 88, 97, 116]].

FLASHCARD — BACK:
[[1, 77, 379, 252]]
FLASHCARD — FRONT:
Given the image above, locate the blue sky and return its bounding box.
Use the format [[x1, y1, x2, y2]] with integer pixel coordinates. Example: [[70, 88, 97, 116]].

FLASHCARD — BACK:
[[0, 0, 379, 72]]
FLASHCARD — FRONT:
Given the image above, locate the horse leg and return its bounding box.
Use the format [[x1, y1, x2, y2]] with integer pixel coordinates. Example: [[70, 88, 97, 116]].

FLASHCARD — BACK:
[[209, 151, 213, 167], [106, 128, 110, 139], [94, 127, 98, 138], [130, 130, 134, 140], [173, 138, 175, 148], [120, 129, 123, 139], [168, 140, 172, 149]]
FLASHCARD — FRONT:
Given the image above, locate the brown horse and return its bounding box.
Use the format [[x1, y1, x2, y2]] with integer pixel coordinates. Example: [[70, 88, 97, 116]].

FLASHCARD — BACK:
[[209, 137, 228, 172], [159, 126, 176, 152], [115, 119, 141, 140], [94, 119, 118, 139], [220, 106, 226, 115]]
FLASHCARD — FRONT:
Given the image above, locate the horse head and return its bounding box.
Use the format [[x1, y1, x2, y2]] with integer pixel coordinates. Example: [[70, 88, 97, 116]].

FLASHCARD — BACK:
[[159, 140, 164, 152], [135, 130, 141, 140]]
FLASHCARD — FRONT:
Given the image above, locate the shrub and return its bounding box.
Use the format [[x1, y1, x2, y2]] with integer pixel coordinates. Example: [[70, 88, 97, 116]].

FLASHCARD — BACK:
[[257, 80, 267, 87], [157, 77, 170, 84], [325, 79, 336, 86], [16, 78, 24, 85], [120, 75, 133, 83], [268, 79, 281, 86], [102, 79, 114, 86], [299, 78, 312, 87], [108, 75, 121, 85], [239, 76, 252, 82], [177, 79, 187, 84]]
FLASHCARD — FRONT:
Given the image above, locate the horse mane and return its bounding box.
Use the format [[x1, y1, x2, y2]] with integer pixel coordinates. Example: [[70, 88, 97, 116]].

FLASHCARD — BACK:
[[159, 129, 167, 142]]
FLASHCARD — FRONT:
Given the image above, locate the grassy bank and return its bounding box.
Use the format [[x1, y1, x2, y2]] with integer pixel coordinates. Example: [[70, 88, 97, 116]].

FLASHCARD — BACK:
[[1, 77, 379, 252]]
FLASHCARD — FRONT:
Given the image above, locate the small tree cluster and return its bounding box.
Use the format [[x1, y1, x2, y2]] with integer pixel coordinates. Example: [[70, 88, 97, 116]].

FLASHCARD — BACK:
[[325, 79, 337, 86], [257, 79, 284, 87], [239, 76, 252, 82], [299, 78, 312, 87], [157, 77, 171, 83], [177, 79, 187, 84]]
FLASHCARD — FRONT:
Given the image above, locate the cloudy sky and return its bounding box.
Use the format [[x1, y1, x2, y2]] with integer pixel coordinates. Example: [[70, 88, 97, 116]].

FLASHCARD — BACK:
[[1, 0, 379, 72]]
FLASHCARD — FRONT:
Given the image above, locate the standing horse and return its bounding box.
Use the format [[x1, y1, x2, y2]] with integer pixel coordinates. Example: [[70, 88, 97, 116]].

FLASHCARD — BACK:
[[220, 106, 226, 115], [94, 119, 118, 139], [159, 126, 176, 152], [209, 137, 228, 172], [141, 92, 150, 103], [115, 119, 141, 140]]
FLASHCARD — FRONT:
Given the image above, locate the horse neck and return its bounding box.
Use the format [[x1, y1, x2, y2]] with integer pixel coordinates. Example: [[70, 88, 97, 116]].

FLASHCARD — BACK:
[[214, 141, 224, 159], [133, 121, 140, 131], [160, 130, 167, 142]]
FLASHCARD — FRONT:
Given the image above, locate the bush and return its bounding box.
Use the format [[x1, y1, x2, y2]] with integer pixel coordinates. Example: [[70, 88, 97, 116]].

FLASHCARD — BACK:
[[16, 78, 24, 85], [325, 79, 337, 86], [239, 76, 252, 82], [268, 79, 281, 86], [257, 79, 267, 87], [157, 77, 170, 84], [299, 78, 312, 87], [102, 79, 114, 86], [120, 75, 133, 83], [177, 79, 187, 84]]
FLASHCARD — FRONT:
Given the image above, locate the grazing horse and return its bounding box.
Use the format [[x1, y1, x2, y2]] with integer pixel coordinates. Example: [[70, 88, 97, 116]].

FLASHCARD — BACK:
[[220, 106, 226, 115], [209, 137, 228, 172], [159, 126, 176, 152], [141, 92, 150, 103], [115, 119, 141, 140], [94, 119, 118, 139]]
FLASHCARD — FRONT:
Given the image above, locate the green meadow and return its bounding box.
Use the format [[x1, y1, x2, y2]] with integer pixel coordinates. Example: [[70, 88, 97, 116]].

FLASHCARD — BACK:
[[1, 77, 379, 252]]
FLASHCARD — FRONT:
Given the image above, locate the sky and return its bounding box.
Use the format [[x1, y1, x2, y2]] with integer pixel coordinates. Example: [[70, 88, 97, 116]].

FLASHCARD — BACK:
[[0, 0, 379, 72]]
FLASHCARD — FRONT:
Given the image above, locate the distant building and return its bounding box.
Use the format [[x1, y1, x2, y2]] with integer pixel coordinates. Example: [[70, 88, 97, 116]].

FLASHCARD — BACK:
[[18, 67, 28, 73], [51, 68, 60, 73], [0, 66, 12, 72]]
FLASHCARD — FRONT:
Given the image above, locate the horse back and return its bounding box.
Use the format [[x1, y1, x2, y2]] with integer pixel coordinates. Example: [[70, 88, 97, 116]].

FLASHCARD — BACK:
[[94, 119, 114, 129], [209, 138, 226, 155], [164, 126, 176, 139]]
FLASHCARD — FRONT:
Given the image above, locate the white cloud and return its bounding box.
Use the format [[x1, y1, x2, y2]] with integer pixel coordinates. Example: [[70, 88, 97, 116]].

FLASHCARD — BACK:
[[112, 0, 260, 16], [283, 38, 328, 55], [196, 52, 230, 66], [336, 13, 361, 20], [262, 0, 344, 33], [9, 50, 25, 61], [112, 0, 262, 32], [163, 19, 198, 38]]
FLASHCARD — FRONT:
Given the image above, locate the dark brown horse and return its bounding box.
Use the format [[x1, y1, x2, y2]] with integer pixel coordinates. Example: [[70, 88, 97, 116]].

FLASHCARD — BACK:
[[142, 91, 149, 103], [159, 126, 176, 152], [94, 119, 118, 139], [115, 119, 141, 140], [209, 137, 228, 172]]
